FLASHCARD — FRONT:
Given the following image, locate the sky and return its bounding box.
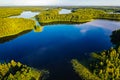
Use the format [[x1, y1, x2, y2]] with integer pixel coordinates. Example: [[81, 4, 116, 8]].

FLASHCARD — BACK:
[[0, 0, 120, 6]]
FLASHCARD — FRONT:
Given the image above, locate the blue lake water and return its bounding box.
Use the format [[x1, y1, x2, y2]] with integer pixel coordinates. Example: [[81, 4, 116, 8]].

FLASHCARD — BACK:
[[9, 11, 40, 26], [2, 11, 120, 80], [0, 19, 120, 80], [59, 9, 71, 14], [9, 11, 40, 18]]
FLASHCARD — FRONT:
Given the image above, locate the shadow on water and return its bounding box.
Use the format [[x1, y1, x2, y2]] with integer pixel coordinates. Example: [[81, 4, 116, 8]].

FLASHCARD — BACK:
[[0, 30, 32, 44], [40, 21, 86, 26]]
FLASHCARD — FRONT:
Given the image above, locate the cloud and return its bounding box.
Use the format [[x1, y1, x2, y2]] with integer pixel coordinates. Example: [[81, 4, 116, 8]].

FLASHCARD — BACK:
[[85, 20, 120, 31], [80, 29, 87, 33]]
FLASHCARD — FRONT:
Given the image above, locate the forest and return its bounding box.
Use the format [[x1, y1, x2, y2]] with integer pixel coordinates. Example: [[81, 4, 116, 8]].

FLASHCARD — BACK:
[[72, 46, 120, 80], [110, 29, 120, 45], [0, 8, 22, 18], [36, 8, 106, 24], [36, 8, 120, 25], [0, 7, 44, 18], [0, 60, 48, 80], [0, 18, 35, 38]]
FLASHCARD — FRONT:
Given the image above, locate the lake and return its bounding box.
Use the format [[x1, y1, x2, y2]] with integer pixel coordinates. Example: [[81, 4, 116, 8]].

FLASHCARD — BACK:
[[59, 9, 71, 14], [9, 11, 40, 18], [1, 11, 120, 80]]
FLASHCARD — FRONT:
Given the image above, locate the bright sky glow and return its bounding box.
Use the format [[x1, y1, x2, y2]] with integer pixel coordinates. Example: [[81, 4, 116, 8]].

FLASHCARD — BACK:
[[0, 0, 120, 6]]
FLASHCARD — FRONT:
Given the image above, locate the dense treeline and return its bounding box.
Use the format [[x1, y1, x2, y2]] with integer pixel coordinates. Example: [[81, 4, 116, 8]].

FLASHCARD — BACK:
[[0, 8, 22, 18], [0, 30, 31, 44], [0, 7, 44, 18], [96, 7, 120, 13], [101, 14, 120, 20], [90, 47, 120, 80], [37, 13, 92, 23], [40, 21, 87, 26], [72, 47, 120, 80], [110, 29, 120, 45], [0, 60, 46, 80], [18, 7, 44, 12], [36, 8, 106, 24], [36, 8, 120, 24], [0, 18, 35, 38], [72, 8, 106, 18], [39, 8, 61, 15], [71, 59, 100, 80]]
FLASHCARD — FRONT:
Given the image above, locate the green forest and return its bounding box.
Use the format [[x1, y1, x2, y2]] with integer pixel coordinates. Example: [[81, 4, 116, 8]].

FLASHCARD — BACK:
[[36, 8, 105, 24], [36, 8, 120, 25], [72, 46, 120, 80], [110, 29, 120, 45], [0, 60, 47, 80], [0, 7, 44, 18], [0, 8, 22, 18], [0, 18, 35, 38]]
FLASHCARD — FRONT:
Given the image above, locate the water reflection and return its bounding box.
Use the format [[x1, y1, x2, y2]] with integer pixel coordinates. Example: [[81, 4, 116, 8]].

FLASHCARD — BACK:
[[40, 21, 85, 26], [0, 26, 43, 44], [84, 19, 120, 31], [0, 30, 32, 44]]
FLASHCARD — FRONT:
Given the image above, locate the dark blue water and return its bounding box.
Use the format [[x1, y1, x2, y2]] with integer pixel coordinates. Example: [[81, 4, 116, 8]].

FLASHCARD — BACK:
[[0, 20, 120, 80]]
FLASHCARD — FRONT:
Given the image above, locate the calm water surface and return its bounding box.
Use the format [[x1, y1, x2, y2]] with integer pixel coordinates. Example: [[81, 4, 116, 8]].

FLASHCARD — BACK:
[[1, 11, 120, 80], [59, 9, 71, 14], [9, 11, 40, 18]]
